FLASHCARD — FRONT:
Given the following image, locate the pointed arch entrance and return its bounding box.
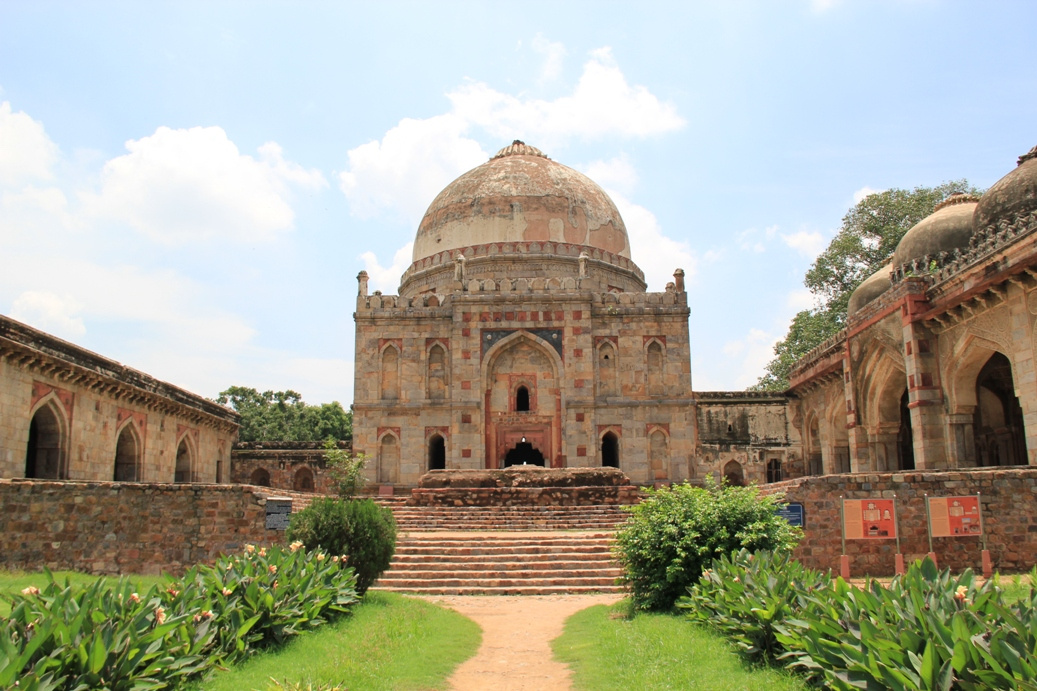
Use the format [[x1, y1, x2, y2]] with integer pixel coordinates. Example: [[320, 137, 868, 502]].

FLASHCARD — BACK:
[[482, 331, 563, 469], [114, 423, 142, 482], [601, 431, 619, 468], [24, 400, 66, 479], [974, 352, 1026, 466], [428, 434, 446, 470], [175, 437, 194, 482]]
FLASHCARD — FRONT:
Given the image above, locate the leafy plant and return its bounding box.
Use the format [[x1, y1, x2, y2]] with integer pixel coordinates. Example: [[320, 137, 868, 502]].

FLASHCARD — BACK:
[[323, 439, 367, 498], [679, 549, 830, 662], [0, 545, 358, 689], [776, 560, 1037, 690], [286, 497, 397, 594], [613, 479, 801, 611]]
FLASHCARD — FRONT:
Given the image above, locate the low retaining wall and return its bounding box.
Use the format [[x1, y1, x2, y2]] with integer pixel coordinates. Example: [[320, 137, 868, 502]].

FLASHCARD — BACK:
[[762, 467, 1037, 576], [0, 479, 290, 575]]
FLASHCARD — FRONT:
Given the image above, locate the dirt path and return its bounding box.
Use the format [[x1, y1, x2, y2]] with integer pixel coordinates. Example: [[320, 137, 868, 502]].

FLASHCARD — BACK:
[[422, 594, 621, 691]]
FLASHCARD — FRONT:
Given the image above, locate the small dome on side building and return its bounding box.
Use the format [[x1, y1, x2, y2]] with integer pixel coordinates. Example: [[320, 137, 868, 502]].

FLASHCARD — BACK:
[[848, 262, 893, 317], [890, 194, 979, 268], [973, 145, 1037, 235]]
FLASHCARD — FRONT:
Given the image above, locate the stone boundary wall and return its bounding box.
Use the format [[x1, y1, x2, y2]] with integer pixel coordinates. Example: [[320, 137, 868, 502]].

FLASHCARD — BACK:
[[761, 467, 1037, 576], [231, 442, 348, 495], [0, 479, 292, 576]]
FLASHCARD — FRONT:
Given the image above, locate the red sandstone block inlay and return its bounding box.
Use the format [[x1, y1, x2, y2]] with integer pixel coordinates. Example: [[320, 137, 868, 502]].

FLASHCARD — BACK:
[[461, 414, 472, 424], [462, 449, 472, 458], [574, 348, 583, 357], [575, 413, 585, 422], [461, 381, 471, 390]]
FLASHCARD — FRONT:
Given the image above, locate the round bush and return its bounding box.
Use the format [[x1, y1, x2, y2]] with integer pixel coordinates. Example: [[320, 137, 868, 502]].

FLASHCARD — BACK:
[[286, 497, 397, 594], [614, 480, 801, 611]]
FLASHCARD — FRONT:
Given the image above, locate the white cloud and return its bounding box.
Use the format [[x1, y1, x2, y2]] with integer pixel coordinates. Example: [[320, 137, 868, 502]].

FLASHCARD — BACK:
[[608, 191, 696, 291], [786, 288, 815, 311], [448, 47, 684, 144], [84, 126, 326, 245], [853, 185, 884, 204], [0, 101, 59, 187], [811, 0, 841, 11], [781, 229, 826, 258], [532, 33, 567, 83], [582, 155, 638, 195], [719, 327, 779, 389], [737, 225, 777, 253], [360, 242, 415, 294], [339, 115, 487, 226], [10, 291, 86, 339]]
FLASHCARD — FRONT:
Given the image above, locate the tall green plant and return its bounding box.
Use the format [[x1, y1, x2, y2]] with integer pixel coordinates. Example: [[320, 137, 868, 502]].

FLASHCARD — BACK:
[[286, 497, 397, 595], [614, 479, 801, 611], [322, 439, 367, 498]]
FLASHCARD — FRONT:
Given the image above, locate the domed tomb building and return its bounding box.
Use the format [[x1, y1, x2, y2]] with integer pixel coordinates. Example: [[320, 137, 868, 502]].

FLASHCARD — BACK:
[[352, 142, 697, 485]]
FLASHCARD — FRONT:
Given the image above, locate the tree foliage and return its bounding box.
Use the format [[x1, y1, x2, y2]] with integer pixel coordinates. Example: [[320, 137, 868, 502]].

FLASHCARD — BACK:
[[216, 386, 352, 442], [753, 180, 981, 391]]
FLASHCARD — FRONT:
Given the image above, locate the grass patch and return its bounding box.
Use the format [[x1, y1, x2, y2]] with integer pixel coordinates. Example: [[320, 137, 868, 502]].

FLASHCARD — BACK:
[[195, 591, 480, 691], [552, 600, 807, 691], [0, 570, 166, 616]]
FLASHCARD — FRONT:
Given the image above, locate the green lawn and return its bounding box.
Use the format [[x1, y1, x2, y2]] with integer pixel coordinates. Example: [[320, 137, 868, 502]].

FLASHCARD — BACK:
[[194, 591, 481, 691], [552, 599, 807, 691]]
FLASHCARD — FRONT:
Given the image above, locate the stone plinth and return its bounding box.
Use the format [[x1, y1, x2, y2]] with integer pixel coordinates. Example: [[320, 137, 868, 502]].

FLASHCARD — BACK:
[[408, 466, 639, 506]]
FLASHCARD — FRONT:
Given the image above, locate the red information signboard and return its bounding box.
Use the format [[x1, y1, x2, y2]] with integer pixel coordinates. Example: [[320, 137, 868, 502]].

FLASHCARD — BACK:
[[843, 499, 897, 539], [928, 496, 983, 537]]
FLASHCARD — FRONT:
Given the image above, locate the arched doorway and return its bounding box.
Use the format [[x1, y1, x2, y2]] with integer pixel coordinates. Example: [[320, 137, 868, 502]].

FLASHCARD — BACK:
[[428, 434, 446, 470], [974, 352, 1026, 466], [807, 415, 823, 475], [601, 432, 619, 468], [24, 402, 65, 479], [293, 467, 315, 492], [174, 438, 192, 482], [897, 390, 915, 470], [723, 460, 745, 486], [515, 386, 530, 412], [504, 441, 545, 467], [250, 468, 271, 486], [113, 424, 141, 481]]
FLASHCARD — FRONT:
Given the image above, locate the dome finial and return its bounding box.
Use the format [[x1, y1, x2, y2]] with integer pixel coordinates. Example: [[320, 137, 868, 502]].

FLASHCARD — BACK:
[[1019, 144, 1037, 166], [492, 141, 549, 160]]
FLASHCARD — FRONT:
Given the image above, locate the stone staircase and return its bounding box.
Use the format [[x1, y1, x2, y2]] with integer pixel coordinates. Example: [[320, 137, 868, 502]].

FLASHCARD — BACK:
[[374, 503, 631, 595]]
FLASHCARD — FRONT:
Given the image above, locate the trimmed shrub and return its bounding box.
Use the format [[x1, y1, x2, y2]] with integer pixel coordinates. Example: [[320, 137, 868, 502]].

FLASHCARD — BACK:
[[679, 549, 830, 662], [286, 497, 397, 594], [613, 479, 801, 611]]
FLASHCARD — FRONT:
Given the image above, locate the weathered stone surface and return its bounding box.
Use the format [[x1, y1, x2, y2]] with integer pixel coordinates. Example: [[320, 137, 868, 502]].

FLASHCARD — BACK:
[[417, 466, 630, 489], [0, 479, 305, 575]]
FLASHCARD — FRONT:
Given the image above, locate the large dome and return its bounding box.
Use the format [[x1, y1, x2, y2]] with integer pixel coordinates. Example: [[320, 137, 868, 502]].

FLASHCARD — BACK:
[[412, 141, 630, 263]]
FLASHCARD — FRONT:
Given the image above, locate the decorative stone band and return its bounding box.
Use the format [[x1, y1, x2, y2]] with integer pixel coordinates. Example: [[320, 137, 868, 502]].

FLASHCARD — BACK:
[[357, 285, 687, 312], [787, 327, 848, 383], [890, 207, 1037, 287], [401, 242, 645, 284]]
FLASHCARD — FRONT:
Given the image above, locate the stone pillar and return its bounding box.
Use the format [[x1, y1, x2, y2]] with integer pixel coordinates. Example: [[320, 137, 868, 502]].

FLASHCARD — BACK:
[[946, 411, 977, 468], [869, 423, 900, 472], [1012, 285, 1037, 464], [673, 268, 685, 293], [357, 271, 369, 297], [901, 287, 949, 469]]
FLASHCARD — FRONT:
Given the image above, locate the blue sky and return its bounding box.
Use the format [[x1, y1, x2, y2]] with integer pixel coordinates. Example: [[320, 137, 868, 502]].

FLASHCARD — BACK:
[[1, 0, 1035, 405]]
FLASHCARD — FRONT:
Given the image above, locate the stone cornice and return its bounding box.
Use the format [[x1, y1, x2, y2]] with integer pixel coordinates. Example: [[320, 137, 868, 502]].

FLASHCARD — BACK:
[[0, 314, 239, 433]]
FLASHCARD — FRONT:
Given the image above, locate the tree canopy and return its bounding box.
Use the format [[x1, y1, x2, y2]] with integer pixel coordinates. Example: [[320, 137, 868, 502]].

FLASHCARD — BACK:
[[216, 386, 352, 442], [753, 180, 981, 391]]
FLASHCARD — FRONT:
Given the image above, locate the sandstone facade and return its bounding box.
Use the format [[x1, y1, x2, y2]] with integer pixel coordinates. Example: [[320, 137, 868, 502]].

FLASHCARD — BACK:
[[0, 315, 238, 483]]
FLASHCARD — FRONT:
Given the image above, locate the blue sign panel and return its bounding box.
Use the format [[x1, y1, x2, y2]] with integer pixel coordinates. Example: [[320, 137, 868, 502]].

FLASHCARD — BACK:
[[778, 502, 805, 528]]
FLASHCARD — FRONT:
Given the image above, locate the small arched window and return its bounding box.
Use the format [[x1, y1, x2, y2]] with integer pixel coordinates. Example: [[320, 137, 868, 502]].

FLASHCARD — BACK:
[[766, 458, 783, 483], [428, 434, 446, 471], [516, 385, 530, 412], [601, 432, 619, 468]]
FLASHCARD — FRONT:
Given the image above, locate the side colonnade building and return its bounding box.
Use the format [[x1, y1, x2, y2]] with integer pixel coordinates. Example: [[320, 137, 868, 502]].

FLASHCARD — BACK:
[[789, 145, 1037, 474]]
